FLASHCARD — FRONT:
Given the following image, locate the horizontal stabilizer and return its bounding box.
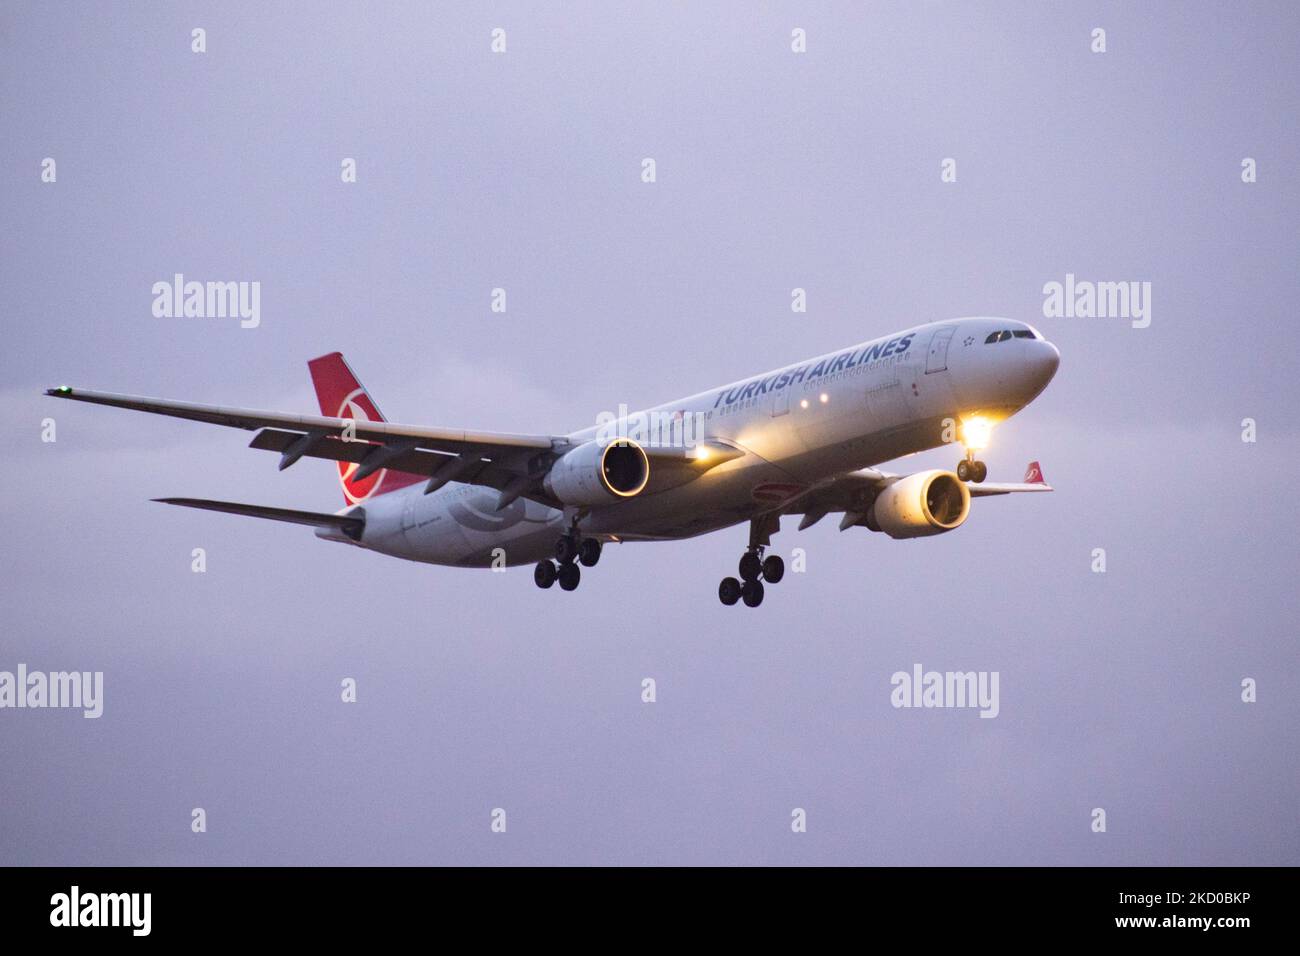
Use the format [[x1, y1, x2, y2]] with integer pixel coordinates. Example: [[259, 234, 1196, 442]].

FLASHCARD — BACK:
[[967, 462, 1053, 497], [152, 498, 364, 540]]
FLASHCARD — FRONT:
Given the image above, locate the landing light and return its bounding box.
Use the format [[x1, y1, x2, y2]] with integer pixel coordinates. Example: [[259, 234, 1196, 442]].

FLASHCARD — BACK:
[[819, 393, 829, 404], [961, 415, 992, 451], [799, 399, 809, 409], [692, 444, 710, 461]]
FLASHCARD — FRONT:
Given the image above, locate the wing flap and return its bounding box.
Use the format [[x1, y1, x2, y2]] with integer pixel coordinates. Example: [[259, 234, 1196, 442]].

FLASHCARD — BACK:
[[248, 427, 455, 477], [246, 428, 554, 502]]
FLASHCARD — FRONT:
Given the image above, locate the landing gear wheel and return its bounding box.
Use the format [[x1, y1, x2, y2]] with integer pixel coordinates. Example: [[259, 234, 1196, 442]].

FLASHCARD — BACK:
[[558, 562, 581, 591], [718, 577, 741, 606], [761, 554, 784, 583], [971, 461, 988, 483], [578, 538, 602, 567], [957, 459, 972, 482], [741, 579, 765, 608], [534, 560, 557, 589], [739, 551, 762, 582], [555, 535, 578, 564]]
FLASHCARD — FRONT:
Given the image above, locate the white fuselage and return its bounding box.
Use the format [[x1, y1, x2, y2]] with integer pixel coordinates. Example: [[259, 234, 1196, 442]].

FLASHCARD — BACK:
[[336, 317, 1059, 567]]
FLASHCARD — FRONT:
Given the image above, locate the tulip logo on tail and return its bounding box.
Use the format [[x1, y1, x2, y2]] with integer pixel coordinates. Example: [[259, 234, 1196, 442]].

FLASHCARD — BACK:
[[1023, 461, 1045, 484], [338, 387, 386, 504], [308, 351, 424, 505]]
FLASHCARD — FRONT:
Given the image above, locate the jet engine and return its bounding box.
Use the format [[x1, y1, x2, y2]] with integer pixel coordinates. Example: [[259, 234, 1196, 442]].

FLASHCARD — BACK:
[[543, 439, 650, 506], [865, 469, 970, 539]]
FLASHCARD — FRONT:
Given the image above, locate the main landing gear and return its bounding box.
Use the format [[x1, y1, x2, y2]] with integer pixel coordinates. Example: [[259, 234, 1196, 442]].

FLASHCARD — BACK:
[[719, 513, 785, 608], [956, 451, 987, 484], [534, 532, 602, 592], [718, 548, 784, 608]]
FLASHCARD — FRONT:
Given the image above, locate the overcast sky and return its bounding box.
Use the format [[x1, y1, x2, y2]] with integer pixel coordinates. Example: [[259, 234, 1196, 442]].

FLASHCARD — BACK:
[[2, 1, 1297, 865]]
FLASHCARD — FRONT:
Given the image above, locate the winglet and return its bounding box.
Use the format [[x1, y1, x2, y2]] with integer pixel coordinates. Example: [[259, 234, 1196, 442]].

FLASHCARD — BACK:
[[1023, 461, 1046, 484]]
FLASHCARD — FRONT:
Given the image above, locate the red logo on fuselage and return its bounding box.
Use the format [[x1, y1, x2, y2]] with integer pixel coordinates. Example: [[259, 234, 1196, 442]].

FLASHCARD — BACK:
[[751, 482, 807, 506]]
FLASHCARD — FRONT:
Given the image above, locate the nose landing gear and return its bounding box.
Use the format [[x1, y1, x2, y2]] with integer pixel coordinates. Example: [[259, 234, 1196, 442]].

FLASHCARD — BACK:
[[956, 451, 987, 484], [956, 417, 990, 483]]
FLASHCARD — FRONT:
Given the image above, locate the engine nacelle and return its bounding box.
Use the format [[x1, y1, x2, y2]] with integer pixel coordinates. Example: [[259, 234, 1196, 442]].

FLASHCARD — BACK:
[[543, 439, 650, 506], [865, 469, 970, 539]]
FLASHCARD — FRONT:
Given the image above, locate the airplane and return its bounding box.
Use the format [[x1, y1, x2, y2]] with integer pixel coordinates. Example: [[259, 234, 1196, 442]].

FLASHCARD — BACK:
[[45, 316, 1059, 607]]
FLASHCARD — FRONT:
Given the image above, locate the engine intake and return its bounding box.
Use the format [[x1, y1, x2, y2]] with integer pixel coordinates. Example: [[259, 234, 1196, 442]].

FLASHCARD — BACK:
[[544, 439, 650, 506], [866, 470, 970, 539]]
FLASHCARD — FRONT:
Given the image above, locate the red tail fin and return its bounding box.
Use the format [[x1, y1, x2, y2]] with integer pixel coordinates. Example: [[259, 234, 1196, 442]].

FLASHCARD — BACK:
[[307, 352, 423, 505], [1023, 460, 1046, 484]]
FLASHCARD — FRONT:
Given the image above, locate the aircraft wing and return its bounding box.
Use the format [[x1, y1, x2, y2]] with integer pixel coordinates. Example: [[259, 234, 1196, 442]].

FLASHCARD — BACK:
[[44, 386, 738, 509], [775, 461, 1052, 531], [772, 468, 888, 531], [46, 385, 566, 502], [44, 387, 555, 453]]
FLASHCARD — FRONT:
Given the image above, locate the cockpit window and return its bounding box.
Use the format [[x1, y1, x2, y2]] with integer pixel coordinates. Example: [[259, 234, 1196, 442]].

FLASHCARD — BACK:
[[986, 329, 1033, 343]]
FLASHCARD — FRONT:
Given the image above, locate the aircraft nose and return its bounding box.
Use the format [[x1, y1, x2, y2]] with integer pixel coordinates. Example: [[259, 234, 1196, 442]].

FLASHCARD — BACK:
[[1026, 339, 1060, 394], [1037, 339, 1060, 377]]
